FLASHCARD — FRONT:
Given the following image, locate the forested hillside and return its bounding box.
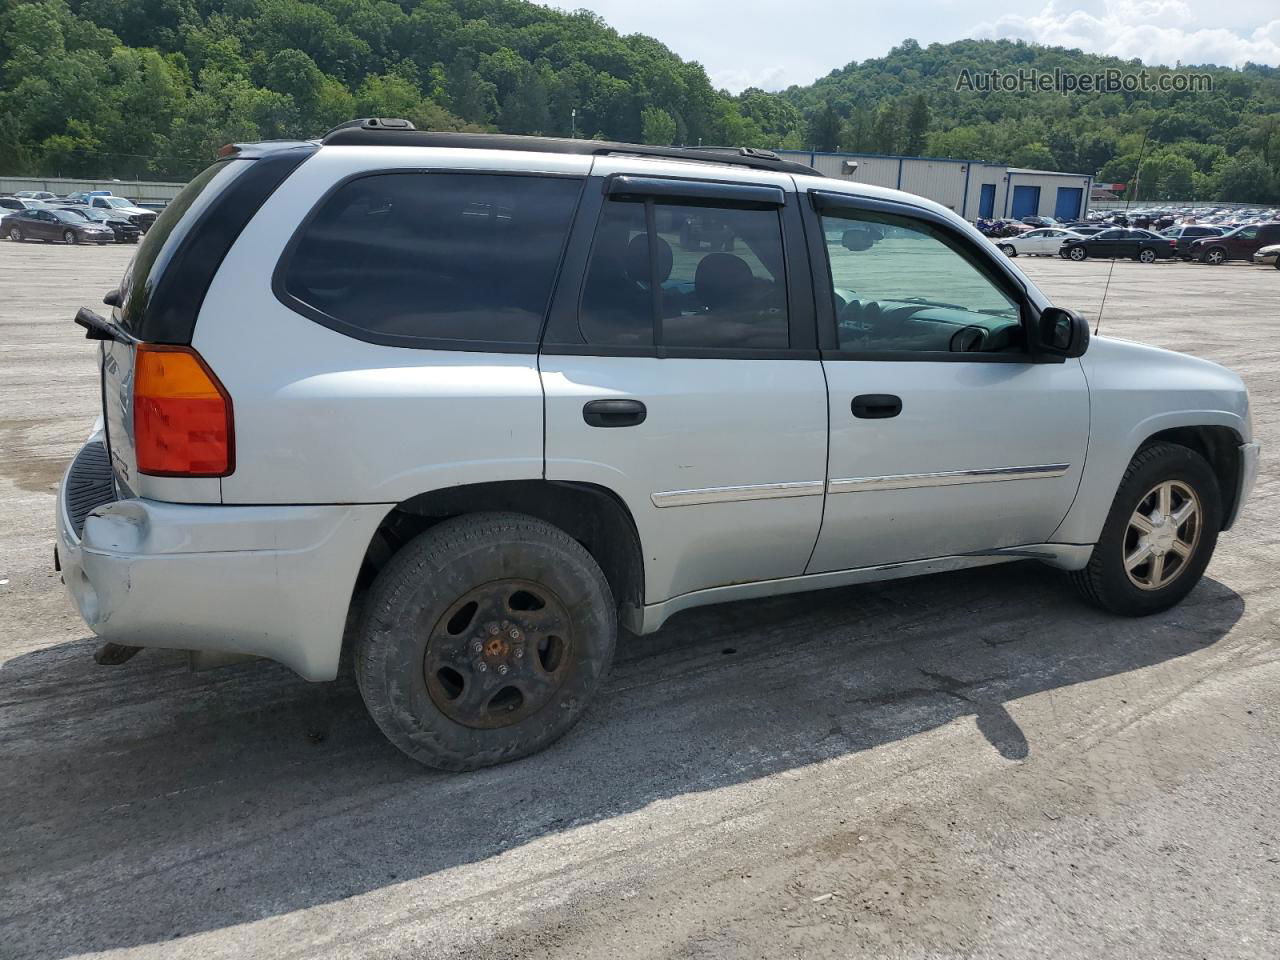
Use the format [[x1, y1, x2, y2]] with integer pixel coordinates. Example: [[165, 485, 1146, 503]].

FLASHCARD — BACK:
[[1, 0, 1278, 200], [783, 38, 1280, 202]]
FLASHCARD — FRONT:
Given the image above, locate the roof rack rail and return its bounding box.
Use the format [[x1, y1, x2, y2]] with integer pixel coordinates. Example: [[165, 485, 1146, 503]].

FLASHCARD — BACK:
[[318, 121, 822, 176]]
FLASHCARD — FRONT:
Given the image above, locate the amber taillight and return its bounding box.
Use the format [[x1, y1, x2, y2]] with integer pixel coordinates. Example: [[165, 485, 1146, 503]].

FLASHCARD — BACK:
[[133, 344, 234, 477]]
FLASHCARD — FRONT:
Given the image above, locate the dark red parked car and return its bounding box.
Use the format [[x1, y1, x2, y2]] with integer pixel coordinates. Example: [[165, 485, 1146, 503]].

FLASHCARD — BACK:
[[1188, 222, 1280, 264]]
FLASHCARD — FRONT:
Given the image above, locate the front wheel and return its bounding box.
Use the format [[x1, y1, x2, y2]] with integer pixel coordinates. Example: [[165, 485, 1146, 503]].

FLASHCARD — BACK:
[[1071, 442, 1221, 616], [355, 512, 617, 770], [1138, 248, 1157, 263], [1068, 246, 1087, 261], [1000, 244, 1017, 257], [63, 230, 77, 245]]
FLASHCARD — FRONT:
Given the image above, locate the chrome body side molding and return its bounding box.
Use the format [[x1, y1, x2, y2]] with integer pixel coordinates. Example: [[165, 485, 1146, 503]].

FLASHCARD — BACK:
[[827, 463, 1070, 495], [651, 480, 825, 508]]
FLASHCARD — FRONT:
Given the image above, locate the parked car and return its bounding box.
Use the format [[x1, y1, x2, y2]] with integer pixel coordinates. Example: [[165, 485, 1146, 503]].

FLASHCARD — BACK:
[[13, 190, 58, 201], [65, 191, 113, 204], [0, 196, 48, 224], [85, 194, 157, 232], [1188, 223, 1280, 264], [1060, 228, 1176, 262], [996, 227, 1085, 257], [1161, 225, 1225, 259], [55, 206, 142, 243], [57, 121, 1259, 771], [1252, 243, 1280, 269], [5, 208, 114, 244]]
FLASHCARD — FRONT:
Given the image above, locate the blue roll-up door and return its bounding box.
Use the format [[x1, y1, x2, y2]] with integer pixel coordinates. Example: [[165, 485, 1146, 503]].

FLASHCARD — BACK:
[[1055, 186, 1084, 221], [978, 184, 996, 218], [1011, 185, 1041, 219]]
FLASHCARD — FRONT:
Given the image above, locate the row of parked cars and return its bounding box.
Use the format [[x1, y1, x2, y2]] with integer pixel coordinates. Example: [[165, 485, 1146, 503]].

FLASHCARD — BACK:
[[989, 218, 1280, 267], [0, 190, 157, 245]]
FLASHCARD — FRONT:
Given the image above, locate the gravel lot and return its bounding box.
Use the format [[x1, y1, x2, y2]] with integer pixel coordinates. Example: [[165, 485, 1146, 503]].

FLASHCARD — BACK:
[[1, 240, 1277, 960]]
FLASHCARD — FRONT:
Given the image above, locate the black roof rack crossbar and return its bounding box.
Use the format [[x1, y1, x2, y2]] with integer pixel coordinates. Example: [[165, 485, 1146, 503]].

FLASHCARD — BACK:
[[318, 121, 823, 177]]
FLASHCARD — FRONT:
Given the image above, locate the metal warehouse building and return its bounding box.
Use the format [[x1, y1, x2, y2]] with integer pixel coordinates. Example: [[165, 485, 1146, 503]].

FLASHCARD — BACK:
[[778, 151, 1093, 223]]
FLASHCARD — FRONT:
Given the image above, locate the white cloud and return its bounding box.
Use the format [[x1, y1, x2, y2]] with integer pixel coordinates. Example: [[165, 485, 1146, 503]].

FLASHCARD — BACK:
[[974, 0, 1280, 67], [709, 65, 791, 94]]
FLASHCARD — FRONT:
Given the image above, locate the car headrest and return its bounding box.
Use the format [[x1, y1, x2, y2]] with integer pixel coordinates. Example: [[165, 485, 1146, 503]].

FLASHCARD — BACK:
[[695, 253, 753, 310], [624, 233, 673, 286]]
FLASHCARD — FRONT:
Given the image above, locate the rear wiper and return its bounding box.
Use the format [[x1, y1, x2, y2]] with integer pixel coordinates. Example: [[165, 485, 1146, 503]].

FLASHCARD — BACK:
[[75, 307, 138, 344]]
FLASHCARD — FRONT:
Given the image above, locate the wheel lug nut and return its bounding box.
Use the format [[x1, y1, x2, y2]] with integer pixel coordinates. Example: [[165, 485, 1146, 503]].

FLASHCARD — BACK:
[[487, 623, 500, 635], [514, 647, 524, 658], [509, 628, 520, 639], [475, 660, 487, 673], [471, 641, 483, 654], [497, 664, 509, 676]]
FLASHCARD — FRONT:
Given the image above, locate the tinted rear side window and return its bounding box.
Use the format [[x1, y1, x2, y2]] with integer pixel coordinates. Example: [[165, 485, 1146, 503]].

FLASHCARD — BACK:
[[279, 172, 582, 349]]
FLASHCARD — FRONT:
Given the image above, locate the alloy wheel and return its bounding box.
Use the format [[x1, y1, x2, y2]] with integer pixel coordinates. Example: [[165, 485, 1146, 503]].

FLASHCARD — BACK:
[[1123, 480, 1201, 590]]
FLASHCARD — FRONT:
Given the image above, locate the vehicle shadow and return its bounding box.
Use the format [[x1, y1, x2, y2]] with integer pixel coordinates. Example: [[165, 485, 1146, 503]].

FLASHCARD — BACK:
[[0, 561, 1244, 958]]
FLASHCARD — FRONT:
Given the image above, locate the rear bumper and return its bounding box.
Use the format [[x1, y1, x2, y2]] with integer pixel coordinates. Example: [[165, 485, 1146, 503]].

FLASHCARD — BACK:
[[56, 439, 388, 680]]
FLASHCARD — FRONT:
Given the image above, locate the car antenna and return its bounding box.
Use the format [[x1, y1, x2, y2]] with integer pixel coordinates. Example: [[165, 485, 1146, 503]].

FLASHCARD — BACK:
[[1096, 128, 1151, 335]]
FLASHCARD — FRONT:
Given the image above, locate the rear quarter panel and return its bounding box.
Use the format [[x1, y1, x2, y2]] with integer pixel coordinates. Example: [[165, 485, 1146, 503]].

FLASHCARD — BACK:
[[199, 146, 593, 504]]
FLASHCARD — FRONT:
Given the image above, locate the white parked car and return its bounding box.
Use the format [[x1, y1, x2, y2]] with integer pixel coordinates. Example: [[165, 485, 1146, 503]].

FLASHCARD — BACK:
[[86, 194, 158, 232], [995, 227, 1085, 257], [1253, 243, 1280, 268], [57, 120, 1260, 770]]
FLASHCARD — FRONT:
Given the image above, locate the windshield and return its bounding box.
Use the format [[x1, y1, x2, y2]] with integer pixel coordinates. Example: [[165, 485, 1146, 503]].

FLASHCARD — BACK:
[[105, 197, 133, 208]]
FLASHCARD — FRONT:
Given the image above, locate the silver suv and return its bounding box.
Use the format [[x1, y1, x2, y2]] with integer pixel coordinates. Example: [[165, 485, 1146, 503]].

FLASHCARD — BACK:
[[58, 119, 1259, 770]]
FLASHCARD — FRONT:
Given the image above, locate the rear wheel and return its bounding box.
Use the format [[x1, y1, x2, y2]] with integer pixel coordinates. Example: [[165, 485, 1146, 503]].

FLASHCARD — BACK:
[[355, 512, 616, 770], [1068, 245, 1087, 261], [1071, 443, 1221, 616], [1138, 248, 1157, 263], [63, 230, 77, 245], [1203, 247, 1226, 265], [8, 226, 22, 242]]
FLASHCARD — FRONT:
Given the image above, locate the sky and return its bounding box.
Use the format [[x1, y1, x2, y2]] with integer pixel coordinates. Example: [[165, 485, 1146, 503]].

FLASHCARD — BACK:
[[574, 0, 1280, 93]]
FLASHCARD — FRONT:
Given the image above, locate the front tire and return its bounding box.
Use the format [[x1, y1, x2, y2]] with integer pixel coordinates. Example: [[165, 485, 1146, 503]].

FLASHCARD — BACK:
[[355, 512, 617, 771], [63, 230, 77, 245], [1068, 245, 1087, 261], [1071, 443, 1221, 616], [1000, 244, 1017, 257]]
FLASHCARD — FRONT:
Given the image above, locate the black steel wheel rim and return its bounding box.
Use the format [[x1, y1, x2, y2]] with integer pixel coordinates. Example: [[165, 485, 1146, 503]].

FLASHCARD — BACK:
[[423, 579, 574, 729]]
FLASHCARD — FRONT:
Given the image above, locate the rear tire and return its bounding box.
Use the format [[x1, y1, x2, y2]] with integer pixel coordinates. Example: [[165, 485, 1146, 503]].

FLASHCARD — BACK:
[[8, 226, 22, 242], [1071, 443, 1221, 616], [1203, 247, 1226, 265], [1138, 248, 1157, 263], [355, 512, 616, 770]]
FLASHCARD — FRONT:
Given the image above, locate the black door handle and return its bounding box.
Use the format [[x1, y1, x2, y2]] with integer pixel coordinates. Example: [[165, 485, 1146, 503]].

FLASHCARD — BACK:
[[583, 399, 647, 428], [852, 394, 902, 419]]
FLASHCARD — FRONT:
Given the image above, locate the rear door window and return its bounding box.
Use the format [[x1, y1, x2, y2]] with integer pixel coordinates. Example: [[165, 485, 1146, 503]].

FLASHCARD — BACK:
[[279, 172, 583, 349], [579, 198, 789, 350]]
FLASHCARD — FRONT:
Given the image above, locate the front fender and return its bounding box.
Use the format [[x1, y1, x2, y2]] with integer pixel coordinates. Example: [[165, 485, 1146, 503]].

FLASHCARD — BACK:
[[1051, 336, 1250, 545]]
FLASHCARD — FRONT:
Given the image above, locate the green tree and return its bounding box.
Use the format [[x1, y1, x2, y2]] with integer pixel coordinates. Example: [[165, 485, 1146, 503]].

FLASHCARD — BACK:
[[1214, 152, 1278, 202], [640, 106, 676, 145], [902, 94, 929, 156], [808, 103, 841, 151]]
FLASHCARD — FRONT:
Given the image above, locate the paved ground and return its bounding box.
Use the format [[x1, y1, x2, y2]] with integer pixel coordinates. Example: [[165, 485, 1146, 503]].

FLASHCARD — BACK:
[[1, 241, 1278, 960]]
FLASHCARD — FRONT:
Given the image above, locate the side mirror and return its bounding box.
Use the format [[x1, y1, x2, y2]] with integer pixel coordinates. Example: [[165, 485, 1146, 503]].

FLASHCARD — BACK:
[[1034, 306, 1089, 359], [841, 227, 879, 252]]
